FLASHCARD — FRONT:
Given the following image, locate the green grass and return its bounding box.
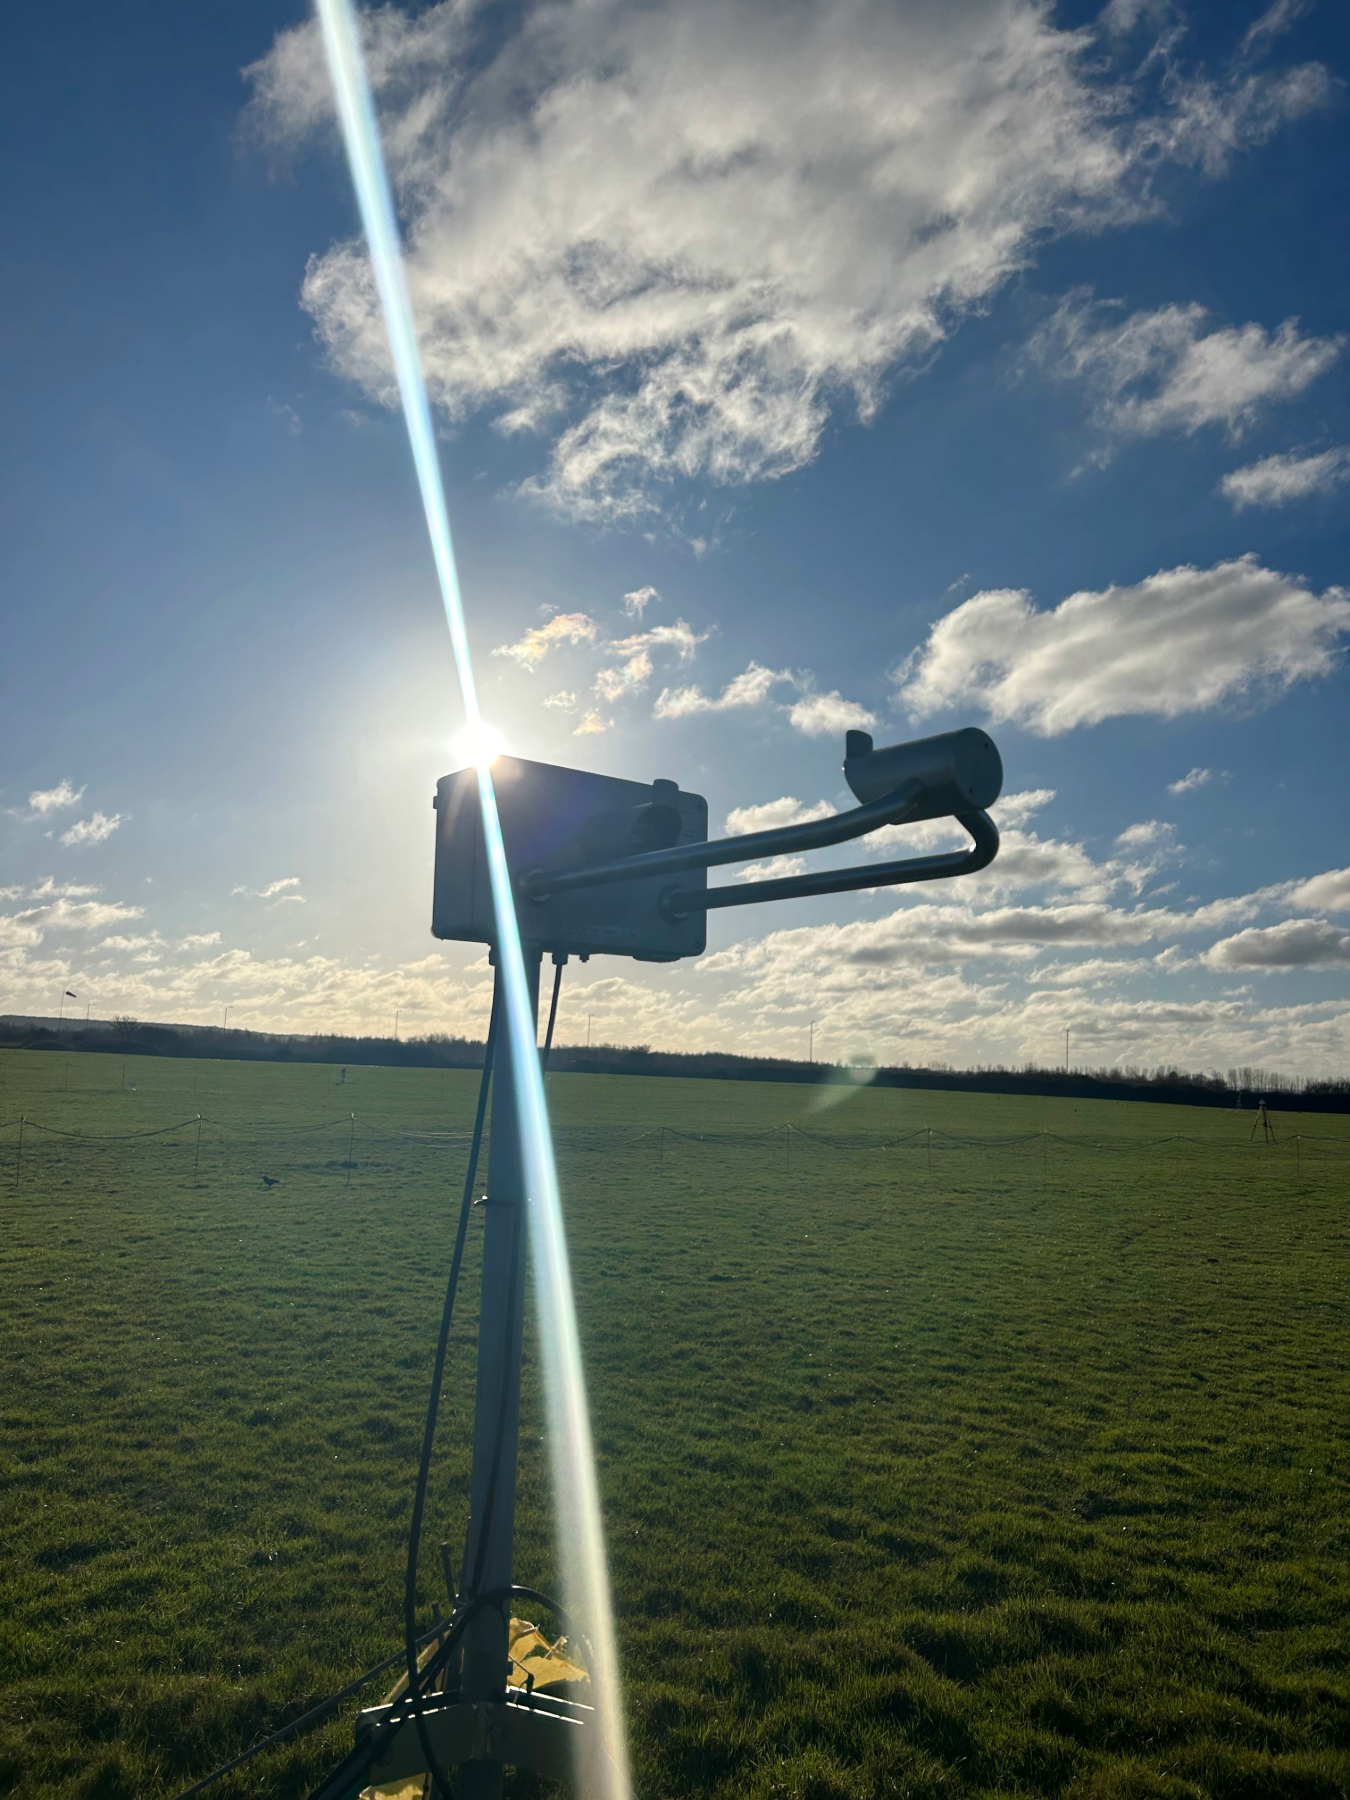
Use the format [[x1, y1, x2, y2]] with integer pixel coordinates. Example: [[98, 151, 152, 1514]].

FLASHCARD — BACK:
[[0, 1046, 1347, 1800]]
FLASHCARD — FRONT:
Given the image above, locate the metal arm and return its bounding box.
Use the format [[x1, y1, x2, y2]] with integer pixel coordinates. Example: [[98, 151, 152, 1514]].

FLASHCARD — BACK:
[[659, 809, 999, 918], [520, 780, 927, 902]]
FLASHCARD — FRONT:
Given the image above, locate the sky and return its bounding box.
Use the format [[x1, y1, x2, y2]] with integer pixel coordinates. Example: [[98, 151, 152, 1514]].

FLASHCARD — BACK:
[[2, 0, 1349, 1077]]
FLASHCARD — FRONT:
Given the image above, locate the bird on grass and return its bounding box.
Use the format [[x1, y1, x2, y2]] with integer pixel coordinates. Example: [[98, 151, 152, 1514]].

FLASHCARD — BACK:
[[261, 1175, 279, 1188]]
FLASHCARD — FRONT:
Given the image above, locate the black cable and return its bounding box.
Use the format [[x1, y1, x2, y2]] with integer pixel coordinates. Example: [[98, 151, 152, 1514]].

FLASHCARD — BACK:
[[541, 955, 564, 1071], [167, 1616, 455, 1800], [303, 1585, 574, 1800], [404, 973, 501, 1798]]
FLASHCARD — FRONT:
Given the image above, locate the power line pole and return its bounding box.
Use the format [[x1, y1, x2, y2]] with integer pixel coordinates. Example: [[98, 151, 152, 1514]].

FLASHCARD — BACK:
[[587, 1014, 593, 1048], [809, 1019, 816, 1063]]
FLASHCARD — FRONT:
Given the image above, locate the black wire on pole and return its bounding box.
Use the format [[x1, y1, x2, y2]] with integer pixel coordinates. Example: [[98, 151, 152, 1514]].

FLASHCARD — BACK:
[[541, 956, 564, 1071], [404, 974, 501, 1797], [166, 1617, 455, 1800]]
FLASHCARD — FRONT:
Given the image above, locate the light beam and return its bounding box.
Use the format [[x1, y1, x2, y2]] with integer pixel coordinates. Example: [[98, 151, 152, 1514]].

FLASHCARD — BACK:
[[313, 7, 630, 1797]]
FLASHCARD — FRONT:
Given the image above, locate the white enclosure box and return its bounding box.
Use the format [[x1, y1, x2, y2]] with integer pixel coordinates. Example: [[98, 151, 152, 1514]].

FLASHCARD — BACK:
[[432, 756, 708, 962]]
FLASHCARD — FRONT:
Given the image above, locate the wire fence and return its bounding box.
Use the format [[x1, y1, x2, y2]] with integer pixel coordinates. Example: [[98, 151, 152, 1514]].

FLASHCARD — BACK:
[[0, 1110, 1345, 1194]]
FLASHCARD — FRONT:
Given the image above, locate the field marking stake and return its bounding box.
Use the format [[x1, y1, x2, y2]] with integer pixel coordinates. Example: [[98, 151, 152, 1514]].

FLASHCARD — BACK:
[[194, 1114, 203, 1182], [927, 1127, 932, 1177], [659, 1127, 664, 1180], [15, 1115, 23, 1187], [347, 1113, 356, 1187]]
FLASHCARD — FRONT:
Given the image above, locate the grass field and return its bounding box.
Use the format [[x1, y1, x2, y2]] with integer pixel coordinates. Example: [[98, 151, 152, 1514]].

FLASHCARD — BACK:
[[1, 1045, 1347, 1800]]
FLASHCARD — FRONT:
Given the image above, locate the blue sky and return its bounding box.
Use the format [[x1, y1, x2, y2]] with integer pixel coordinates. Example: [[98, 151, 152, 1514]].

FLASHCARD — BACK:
[[2, 0, 1349, 1074]]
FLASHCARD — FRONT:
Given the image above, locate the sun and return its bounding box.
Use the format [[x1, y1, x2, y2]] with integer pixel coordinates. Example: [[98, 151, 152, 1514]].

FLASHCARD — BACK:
[[452, 719, 506, 770]]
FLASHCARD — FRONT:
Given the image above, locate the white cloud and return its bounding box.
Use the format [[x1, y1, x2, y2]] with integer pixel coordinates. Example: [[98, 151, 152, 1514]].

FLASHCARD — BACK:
[[247, 0, 1327, 520], [994, 788, 1055, 827], [1204, 918, 1350, 970], [787, 691, 878, 738], [492, 611, 598, 670], [1168, 767, 1214, 794], [726, 796, 835, 836], [181, 932, 223, 949], [28, 878, 102, 899], [27, 779, 85, 815], [654, 662, 790, 719], [233, 877, 305, 903], [543, 689, 578, 711], [1241, 0, 1314, 58], [1220, 447, 1350, 509], [12, 898, 145, 938], [622, 586, 659, 618], [574, 710, 608, 735], [594, 651, 652, 701], [609, 620, 707, 663], [1115, 820, 1174, 850], [736, 856, 809, 882], [1034, 294, 1342, 443], [897, 555, 1350, 735], [1284, 868, 1350, 914], [60, 811, 126, 848]]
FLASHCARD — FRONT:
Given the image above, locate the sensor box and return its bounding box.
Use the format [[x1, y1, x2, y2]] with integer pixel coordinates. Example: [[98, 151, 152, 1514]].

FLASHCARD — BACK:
[[432, 756, 708, 962]]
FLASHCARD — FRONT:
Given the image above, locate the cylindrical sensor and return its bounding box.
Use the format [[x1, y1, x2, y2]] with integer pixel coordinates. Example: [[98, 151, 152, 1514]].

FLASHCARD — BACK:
[[843, 727, 1003, 821]]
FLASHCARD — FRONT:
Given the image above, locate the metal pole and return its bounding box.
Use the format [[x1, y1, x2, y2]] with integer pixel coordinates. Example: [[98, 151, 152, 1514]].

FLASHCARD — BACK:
[[457, 947, 541, 1800], [194, 1115, 203, 1181], [587, 1014, 593, 1049], [809, 1020, 815, 1063]]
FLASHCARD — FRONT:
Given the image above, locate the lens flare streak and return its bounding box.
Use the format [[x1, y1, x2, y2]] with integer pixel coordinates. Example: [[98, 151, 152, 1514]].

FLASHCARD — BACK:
[[313, 6, 630, 1796]]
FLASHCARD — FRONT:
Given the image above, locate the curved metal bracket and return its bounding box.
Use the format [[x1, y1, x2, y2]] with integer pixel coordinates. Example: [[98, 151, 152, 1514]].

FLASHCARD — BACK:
[[520, 779, 928, 902], [519, 778, 999, 922], [660, 809, 999, 917]]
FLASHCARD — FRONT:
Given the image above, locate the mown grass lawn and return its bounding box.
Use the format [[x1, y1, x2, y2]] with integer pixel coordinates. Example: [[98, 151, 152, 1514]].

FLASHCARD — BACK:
[[0, 1046, 1347, 1800]]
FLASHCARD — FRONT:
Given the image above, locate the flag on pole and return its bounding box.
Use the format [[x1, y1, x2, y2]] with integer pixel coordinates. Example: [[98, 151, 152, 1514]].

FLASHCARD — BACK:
[[65, 990, 77, 998]]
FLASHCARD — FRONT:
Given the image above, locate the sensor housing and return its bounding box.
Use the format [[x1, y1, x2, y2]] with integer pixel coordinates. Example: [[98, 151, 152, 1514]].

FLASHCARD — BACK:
[[432, 757, 708, 962]]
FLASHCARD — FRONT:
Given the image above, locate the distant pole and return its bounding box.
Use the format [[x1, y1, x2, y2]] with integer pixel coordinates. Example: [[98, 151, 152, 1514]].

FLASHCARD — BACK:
[[394, 1009, 400, 1041], [587, 1014, 593, 1049], [85, 1002, 90, 1022], [223, 1006, 231, 1029], [193, 1115, 203, 1181], [1064, 1027, 1069, 1073], [809, 1020, 816, 1063]]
